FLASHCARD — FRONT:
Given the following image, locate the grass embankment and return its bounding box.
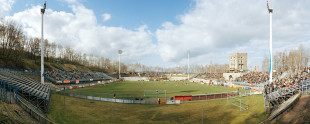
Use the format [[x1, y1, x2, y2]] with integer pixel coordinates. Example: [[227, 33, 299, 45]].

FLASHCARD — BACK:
[[3, 57, 105, 72], [48, 93, 266, 124], [23, 59, 93, 71], [0, 101, 38, 124], [64, 81, 242, 99]]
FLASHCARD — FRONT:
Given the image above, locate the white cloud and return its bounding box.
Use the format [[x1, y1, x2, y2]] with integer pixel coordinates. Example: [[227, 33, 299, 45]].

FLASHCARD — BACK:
[[6, 4, 155, 62], [156, 0, 310, 67], [4, 0, 310, 68], [62, 0, 80, 4], [102, 13, 111, 22], [0, 0, 15, 17]]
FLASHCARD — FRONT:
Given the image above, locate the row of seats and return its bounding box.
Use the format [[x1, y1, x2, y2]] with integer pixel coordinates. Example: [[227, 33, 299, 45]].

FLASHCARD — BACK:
[[196, 73, 223, 79], [0, 69, 50, 100], [44, 70, 112, 84], [266, 85, 299, 107]]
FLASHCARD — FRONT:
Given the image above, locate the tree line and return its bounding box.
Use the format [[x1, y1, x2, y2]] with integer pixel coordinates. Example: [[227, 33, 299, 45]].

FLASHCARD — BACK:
[[0, 19, 231, 74], [0, 19, 128, 72], [262, 45, 310, 73], [5, 18, 297, 74], [126, 62, 228, 74]]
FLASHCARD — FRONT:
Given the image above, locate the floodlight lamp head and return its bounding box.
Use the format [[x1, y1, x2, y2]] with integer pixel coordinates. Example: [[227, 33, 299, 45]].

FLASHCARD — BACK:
[[268, 8, 273, 13], [118, 50, 123, 54], [187, 50, 190, 54], [41, 1, 46, 14], [267, 1, 273, 13]]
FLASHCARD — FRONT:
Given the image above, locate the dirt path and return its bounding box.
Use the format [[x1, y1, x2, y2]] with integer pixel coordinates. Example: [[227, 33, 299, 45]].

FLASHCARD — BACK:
[[280, 95, 310, 123]]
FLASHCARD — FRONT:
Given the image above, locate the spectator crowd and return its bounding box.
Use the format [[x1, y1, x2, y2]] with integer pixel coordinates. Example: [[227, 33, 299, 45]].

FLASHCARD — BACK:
[[44, 70, 111, 83], [197, 73, 223, 79]]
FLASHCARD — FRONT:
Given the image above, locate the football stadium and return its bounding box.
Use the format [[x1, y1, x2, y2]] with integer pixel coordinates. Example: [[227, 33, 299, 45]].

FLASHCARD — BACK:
[[1, 0, 310, 124]]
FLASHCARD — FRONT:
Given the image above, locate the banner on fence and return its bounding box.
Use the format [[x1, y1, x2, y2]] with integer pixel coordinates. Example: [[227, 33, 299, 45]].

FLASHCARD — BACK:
[[175, 95, 192, 101], [64, 80, 70, 83]]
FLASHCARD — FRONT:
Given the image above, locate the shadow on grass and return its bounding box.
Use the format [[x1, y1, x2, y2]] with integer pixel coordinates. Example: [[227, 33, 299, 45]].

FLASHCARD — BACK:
[[181, 90, 199, 93], [133, 104, 238, 124], [244, 112, 267, 124]]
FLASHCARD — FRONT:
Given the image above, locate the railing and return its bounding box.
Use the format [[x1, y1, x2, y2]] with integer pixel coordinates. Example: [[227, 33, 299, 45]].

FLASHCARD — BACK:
[[0, 79, 54, 124], [17, 95, 54, 124], [57, 91, 165, 104], [267, 92, 301, 121], [301, 81, 310, 95]]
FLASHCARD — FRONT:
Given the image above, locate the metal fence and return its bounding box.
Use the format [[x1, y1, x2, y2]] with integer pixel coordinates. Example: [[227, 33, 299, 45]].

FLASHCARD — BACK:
[[57, 92, 180, 105], [17, 95, 54, 124], [301, 81, 310, 95], [176, 91, 238, 103], [0, 80, 54, 124], [0, 80, 18, 104]]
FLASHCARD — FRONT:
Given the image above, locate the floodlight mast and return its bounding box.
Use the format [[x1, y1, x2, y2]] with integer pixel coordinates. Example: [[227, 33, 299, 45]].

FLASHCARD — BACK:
[[267, 1, 273, 84], [268, 2, 273, 83], [118, 50, 123, 79], [40, 1, 46, 84], [187, 50, 190, 80]]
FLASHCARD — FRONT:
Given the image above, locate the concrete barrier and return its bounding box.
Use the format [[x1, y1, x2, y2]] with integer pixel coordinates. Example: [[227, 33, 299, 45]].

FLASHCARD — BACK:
[[166, 100, 180, 104]]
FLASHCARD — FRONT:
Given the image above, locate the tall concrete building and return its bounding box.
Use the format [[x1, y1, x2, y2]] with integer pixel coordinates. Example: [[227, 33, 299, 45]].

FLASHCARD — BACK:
[[229, 53, 247, 73]]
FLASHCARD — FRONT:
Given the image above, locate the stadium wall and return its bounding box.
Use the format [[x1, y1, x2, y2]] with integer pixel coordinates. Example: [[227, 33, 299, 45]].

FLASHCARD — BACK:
[[223, 73, 245, 81]]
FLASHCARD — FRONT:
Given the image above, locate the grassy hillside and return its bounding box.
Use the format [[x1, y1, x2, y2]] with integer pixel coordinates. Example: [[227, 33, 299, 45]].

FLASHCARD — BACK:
[[0, 101, 38, 124], [2, 58, 106, 72], [0, 48, 107, 72]]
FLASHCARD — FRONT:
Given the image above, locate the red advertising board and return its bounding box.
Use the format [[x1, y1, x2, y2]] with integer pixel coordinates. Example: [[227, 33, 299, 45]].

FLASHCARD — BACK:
[[175, 95, 192, 100], [64, 80, 70, 83]]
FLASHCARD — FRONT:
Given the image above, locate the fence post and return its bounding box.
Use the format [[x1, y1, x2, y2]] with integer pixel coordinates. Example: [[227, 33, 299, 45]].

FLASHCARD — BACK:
[[201, 104, 203, 124], [4, 81, 5, 102], [239, 99, 241, 111], [227, 94, 229, 104], [112, 102, 114, 123], [247, 90, 248, 110], [0, 81, 2, 100], [15, 87, 18, 104], [64, 87, 66, 111], [10, 85, 11, 104]]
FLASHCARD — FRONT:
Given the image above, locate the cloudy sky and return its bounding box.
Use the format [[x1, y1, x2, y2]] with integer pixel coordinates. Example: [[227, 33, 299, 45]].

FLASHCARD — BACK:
[[1, 0, 310, 69]]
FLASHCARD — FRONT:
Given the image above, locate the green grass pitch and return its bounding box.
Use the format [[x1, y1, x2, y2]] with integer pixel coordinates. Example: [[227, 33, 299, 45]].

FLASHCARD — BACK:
[[48, 81, 266, 123], [64, 81, 242, 99]]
